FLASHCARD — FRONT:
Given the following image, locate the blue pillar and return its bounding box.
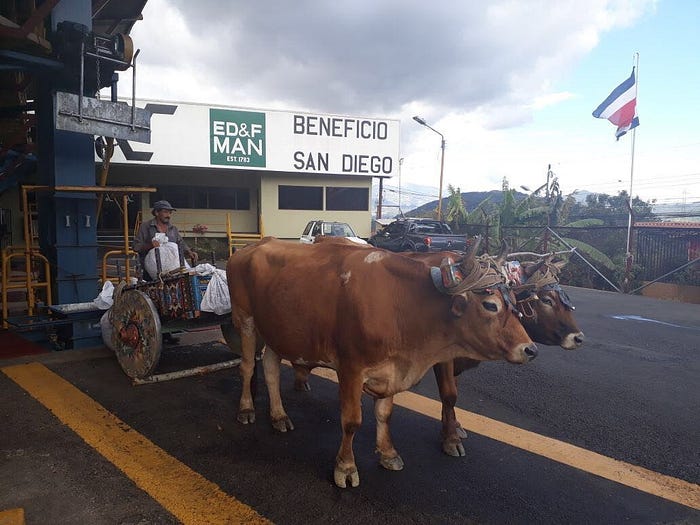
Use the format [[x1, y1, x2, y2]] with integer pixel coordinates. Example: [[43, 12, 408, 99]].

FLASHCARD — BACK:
[[37, 0, 98, 305]]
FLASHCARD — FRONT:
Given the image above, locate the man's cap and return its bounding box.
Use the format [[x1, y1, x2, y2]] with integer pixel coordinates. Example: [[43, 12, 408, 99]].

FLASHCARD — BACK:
[[152, 200, 176, 214]]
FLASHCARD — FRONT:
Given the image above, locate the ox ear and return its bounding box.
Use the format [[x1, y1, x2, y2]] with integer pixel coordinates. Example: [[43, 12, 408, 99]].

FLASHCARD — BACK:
[[450, 294, 469, 317], [520, 261, 535, 279], [552, 258, 568, 271], [522, 258, 546, 279]]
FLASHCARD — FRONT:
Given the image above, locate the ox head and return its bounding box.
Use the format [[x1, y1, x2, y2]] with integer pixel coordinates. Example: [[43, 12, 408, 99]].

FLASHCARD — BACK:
[[515, 257, 585, 349], [430, 237, 538, 364]]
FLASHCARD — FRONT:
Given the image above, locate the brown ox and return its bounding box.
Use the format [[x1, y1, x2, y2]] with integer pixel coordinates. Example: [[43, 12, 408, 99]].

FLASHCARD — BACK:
[[226, 237, 537, 488], [295, 242, 584, 456], [433, 255, 585, 456]]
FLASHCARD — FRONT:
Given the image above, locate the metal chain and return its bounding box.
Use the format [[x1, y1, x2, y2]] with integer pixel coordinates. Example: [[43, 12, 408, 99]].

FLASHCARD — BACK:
[[96, 55, 101, 99]]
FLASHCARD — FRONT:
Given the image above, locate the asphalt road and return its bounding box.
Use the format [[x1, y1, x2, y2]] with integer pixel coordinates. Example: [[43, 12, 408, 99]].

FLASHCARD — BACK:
[[1, 286, 699, 524]]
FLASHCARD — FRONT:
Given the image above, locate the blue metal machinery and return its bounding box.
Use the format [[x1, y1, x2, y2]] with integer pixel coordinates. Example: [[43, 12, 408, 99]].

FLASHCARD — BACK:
[[1, 0, 151, 348], [38, 1, 107, 305]]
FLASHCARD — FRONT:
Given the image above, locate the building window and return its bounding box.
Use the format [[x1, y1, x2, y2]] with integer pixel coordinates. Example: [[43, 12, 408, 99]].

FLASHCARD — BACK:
[[326, 187, 369, 211], [279, 185, 323, 210], [152, 187, 250, 210], [208, 188, 250, 210]]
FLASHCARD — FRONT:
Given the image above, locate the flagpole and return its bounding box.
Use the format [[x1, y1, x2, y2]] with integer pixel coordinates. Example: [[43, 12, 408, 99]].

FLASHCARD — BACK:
[[624, 52, 640, 288]]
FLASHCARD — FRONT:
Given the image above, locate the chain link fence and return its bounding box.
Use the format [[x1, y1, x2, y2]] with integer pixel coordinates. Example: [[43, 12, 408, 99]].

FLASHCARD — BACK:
[[458, 223, 700, 292]]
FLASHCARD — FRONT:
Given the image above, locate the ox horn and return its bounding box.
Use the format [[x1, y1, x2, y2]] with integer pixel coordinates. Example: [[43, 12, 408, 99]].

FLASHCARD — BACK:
[[494, 239, 509, 267], [464, 235, 482, 260]]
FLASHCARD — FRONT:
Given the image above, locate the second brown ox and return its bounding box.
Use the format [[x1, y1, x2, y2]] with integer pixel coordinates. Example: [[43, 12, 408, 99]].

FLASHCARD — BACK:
[[226, 237, 537, 488]]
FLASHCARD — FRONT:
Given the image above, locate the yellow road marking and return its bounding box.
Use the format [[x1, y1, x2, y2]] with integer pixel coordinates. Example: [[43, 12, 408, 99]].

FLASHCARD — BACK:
[[0, 508, 25, 525], [2, 363, 271, 525], [309, 366, 700, 510]]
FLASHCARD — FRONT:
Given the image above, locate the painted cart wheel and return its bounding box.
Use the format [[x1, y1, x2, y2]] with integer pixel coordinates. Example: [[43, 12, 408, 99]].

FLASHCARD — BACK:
[[110, 287, 162, 379]]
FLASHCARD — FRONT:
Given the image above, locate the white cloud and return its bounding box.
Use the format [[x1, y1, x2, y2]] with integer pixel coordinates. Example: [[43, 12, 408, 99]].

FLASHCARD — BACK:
[[117, 0, 688, 203]]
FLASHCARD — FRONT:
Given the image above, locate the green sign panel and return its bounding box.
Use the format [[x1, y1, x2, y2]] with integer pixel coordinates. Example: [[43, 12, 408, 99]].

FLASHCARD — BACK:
[[210, 109, 266, 167]]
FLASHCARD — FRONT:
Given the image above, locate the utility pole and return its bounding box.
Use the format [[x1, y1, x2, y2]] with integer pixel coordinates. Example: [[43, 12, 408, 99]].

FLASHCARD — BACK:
[[376, 177, 383, 219], [398, 158, 403, 216], [412, 116, 446, 221]]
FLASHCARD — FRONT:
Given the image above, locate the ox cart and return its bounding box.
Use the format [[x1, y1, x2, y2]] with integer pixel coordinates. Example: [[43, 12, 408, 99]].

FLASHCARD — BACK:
[[108, 267, 241, 381]]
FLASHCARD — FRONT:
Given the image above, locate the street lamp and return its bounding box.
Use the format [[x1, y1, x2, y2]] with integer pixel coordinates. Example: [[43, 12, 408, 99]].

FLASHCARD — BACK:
[[413, 116, 446, 221]]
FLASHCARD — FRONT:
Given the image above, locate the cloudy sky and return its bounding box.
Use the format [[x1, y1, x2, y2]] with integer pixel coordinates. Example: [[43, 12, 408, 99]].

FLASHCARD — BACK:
[[119, 0, 699, 205]]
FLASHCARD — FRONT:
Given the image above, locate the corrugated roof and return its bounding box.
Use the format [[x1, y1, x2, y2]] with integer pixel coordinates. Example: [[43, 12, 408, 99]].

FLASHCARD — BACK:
[[92, 0, 148, 36]]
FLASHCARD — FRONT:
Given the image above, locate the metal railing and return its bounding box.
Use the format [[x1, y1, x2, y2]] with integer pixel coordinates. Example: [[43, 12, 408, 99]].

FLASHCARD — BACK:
[[2, 246, 52, 328], [226, 213, 263, 255]]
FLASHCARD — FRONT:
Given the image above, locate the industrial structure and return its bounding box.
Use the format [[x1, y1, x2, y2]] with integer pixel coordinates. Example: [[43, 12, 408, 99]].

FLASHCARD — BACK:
[[0, 0, 400, 342]]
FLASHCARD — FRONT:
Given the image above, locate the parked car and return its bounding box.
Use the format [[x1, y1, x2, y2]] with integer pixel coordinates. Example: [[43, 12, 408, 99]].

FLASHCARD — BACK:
[[300, 220, 368, 244], [368, 218, 467, 252]]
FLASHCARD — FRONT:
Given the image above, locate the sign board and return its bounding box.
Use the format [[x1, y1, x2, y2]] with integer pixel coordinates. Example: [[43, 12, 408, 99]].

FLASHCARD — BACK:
[[107, 99, 400, 178]]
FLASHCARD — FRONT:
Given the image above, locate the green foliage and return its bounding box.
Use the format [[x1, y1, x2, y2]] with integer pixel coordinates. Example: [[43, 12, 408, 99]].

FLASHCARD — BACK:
[[565, 218, 604, 227], [577, 191, 655, 225], [558, 238, 616, 270], [444, 184, 469, 231], [416, 177, 659, 290], [445, 187, 493, 233]]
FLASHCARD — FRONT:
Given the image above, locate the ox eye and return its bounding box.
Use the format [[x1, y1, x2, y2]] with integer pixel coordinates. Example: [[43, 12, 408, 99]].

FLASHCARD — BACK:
[[540, 297, 553, 306], [482, 301, 498, 312]]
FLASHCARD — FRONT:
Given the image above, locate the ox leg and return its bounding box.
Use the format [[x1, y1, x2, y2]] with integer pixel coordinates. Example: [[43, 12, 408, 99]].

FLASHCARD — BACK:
[[433, 362, 466, 457], [292, 364, 312, 392], [236, 316, 257, 425], [334, 371, 363, 488], [374, 396, 404, 471], [262, 346, 294, 432]]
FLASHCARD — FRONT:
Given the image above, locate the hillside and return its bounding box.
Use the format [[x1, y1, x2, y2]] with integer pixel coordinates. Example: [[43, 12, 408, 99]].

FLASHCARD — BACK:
[[372, 180, 529, 219], [374, 181, 700, 222], [402, 190, 528, 217]]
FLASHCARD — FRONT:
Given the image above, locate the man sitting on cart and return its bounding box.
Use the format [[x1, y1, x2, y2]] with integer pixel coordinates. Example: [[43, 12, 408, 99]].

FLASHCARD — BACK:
[[133, 200, 199, 281]]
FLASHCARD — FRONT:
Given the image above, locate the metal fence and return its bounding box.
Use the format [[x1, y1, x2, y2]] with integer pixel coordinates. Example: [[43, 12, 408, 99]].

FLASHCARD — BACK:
[[457, 223, 700, 291], [635, 224, 700, 286]]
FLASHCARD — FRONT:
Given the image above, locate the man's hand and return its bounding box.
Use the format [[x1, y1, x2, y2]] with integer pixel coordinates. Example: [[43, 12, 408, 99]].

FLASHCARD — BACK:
[[189, 251, 199, 265]]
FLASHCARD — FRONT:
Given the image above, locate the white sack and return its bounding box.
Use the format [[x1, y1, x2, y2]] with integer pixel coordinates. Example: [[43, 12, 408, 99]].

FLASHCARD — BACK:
[[144, 243, 182, 279], [100, 311, 115, 351], [93, 280, 114, 310], [200, 269, 231, 315], [153, 232, 168, 244], [193, 263, 217, 276]]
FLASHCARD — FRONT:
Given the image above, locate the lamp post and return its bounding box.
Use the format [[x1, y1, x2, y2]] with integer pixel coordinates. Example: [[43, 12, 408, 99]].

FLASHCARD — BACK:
[[413, 116, 446, 221]]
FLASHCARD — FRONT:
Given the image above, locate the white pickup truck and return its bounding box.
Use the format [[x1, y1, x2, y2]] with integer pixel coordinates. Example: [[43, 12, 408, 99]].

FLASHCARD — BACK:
[[299, 220, 368, 245]]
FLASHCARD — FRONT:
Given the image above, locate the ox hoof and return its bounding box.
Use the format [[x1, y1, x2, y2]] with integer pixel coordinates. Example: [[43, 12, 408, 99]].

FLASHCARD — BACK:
[[333, 465, 360, 488], [379, 454, 404, 471], [455, 424, 468, 439], [271, 416, 295, 432], [442, 439, 466, 457], [294, 380, 311, 392], [237, 410, 256, 425]]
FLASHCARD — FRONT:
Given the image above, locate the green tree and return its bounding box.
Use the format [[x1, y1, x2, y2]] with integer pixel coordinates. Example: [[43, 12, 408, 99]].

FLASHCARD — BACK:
[[576, 191, 655, 225], [444, 184, 469, 231]]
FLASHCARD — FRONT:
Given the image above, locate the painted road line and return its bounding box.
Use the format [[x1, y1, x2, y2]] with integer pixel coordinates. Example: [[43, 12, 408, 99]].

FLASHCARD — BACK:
[[0, 508, 25, 525], [2, 362, 271, 525], [309, 366, 700, 510]]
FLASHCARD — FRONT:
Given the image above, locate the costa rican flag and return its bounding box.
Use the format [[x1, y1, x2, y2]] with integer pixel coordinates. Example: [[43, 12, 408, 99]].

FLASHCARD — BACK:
[[592, 68, 639, 140]]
